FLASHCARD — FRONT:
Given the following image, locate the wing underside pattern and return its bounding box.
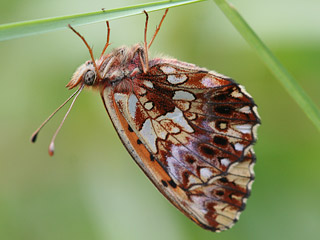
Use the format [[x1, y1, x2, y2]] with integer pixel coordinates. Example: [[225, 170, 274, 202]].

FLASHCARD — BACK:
[[102, 60, 260, 231]]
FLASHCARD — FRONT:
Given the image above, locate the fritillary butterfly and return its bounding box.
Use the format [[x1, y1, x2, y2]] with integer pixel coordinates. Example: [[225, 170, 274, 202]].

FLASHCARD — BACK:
[[32, 9, 260, 232]]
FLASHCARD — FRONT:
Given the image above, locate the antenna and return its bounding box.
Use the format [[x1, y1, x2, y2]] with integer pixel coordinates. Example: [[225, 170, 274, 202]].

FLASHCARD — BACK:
[[68, 24, 102, 80], [31, 84, 84, 156]]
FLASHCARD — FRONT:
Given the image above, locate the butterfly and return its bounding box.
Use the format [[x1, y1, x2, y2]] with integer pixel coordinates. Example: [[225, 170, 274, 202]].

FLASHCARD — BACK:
[[31, 9, 260, 232]]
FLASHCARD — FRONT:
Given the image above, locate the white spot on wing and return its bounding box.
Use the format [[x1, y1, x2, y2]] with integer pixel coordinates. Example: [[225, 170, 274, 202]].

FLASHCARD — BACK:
[[167, 155, 182, 181], [144, 102, 154, 110], [201, 76, 220, 87], [200, 168, 213, 181], [140, 119, 157, 153], [143, 80, 153, 88], [157, 107, 193, 133], [114, 93, 127, 103], [160, 66, 176, 74], [128, 94, 138, 118], [173, 90, 195, 101], [231, 90, 243, 98], [234, 143, 244, 151], [235, 124, 251, 134], [221, 158, 231, 166], [238, 106, 251, 114], [167, 74, 187, 84]]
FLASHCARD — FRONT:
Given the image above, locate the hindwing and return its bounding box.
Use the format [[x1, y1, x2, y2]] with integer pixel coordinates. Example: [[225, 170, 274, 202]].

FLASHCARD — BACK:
[[101, 60, 260, 232]]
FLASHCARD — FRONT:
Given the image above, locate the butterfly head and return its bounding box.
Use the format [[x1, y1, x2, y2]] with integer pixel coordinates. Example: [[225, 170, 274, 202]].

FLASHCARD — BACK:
[[66, 60, 97, 89]]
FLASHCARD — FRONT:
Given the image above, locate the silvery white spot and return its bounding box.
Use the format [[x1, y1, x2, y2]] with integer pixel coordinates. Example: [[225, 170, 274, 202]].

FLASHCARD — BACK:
[[140, 119, 157, 153], [114, 93, 127, 103], [167, 154, 183, 181], [173, 90, 195, 101], [234, 143, 244, 151], [200, 168, 213, 181], [128, 94, 138, 118], [143, 80, 154, 88], [144, 102, 154, 110], [201, 76, 218, 87], [167, 74, 188, 84], [238, 106, 251, 114], [160, 65, 176, 74], [157, 107, 193, 133], [221, 158, 231, 167], [235, 124, 251, 134]]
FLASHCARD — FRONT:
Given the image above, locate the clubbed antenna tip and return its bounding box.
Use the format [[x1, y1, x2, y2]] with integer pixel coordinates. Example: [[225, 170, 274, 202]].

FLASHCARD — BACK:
[[48, 142, 55, 156]]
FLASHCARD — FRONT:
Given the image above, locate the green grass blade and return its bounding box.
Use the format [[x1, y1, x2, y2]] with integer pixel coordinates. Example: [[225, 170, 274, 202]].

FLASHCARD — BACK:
[[213, 0, 320, 132], [0, 0, 206, 41]]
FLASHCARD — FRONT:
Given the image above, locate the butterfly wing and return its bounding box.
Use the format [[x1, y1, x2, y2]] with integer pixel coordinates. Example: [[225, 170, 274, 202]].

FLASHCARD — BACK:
[[101, 60, 260, 232]]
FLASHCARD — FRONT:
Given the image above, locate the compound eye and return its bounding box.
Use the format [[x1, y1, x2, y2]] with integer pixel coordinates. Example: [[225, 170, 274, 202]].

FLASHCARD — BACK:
[[83, 70, 96, 86]]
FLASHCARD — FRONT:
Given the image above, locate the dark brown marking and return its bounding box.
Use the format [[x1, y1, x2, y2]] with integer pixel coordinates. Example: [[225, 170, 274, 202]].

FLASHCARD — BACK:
[[214, 105, 233, 115], [150, 154, 155, 161], [213, 94, 228, 101], [128, 125, 134, 132], [182, 171, 190, 186], [216, 191, 224, 196], [213, 136, 228, 146], [137, 139, 142, 145], [200, 144, 216, 157], [31, 133, 38, 143], [183, 172, 189, 178], [233, 218, 239, 224], [185, 155, 196, 164], [220, 177, 228, 183], [168, 179, 177, 188], [161, 180, 168, 187]]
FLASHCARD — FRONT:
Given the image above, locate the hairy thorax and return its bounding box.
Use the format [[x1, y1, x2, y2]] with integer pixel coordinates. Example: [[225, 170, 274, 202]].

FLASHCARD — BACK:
[[67, 44, 156, 94]]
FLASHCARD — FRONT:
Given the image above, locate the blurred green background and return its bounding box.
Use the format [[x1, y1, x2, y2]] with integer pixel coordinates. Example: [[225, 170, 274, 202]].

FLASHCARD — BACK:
[[1, 0, 319, 239]]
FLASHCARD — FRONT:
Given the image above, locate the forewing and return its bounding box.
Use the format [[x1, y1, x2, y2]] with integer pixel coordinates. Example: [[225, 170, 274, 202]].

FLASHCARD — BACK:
[[101, 61, 260, 232]]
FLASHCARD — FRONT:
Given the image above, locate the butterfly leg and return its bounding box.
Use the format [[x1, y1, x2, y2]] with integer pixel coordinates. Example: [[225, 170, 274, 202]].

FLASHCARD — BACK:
[[141, 9, 169, 74], [148, 9, 169, 49], [142, 10, 150, 74]]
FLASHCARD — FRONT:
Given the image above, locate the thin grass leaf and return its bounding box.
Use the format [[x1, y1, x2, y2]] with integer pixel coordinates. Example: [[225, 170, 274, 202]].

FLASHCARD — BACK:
[[213, 0, 320, 132], [0, 0, 206, 41]]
